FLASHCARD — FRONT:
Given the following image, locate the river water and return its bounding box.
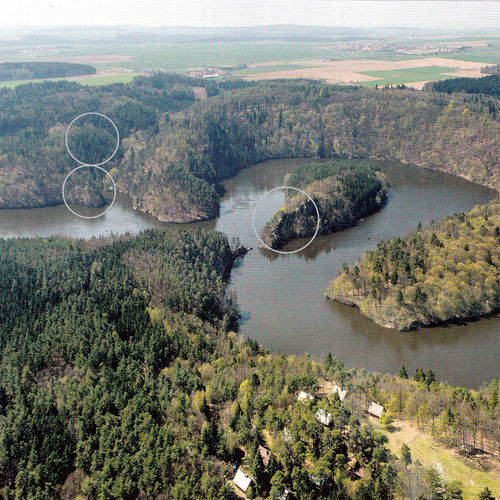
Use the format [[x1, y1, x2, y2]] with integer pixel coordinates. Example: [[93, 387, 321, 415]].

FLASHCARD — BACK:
[[0, 158, 498, 387]]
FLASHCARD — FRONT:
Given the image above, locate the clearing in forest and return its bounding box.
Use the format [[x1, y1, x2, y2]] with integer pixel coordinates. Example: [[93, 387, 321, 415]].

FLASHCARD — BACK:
[[371, 418, 500, 499]]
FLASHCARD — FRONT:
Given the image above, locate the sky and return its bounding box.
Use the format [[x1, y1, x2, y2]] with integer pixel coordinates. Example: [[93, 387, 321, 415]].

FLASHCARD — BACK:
[[2, 1, 500, 30]]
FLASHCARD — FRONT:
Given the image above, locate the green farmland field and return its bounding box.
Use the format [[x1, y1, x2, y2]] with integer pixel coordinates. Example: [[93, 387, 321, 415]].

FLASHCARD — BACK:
[[360, 66, 462, 86], [0, 72, 138, 89]]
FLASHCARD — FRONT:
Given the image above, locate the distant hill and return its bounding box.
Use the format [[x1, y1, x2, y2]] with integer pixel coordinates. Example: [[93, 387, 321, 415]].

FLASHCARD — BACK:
[[1, 77, 498, 221], [0, 61, 96, 81]]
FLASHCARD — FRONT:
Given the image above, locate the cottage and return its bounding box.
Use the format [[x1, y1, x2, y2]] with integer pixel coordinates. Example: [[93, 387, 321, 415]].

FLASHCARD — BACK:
[[298, 390, 314, 403], [354, 467, 366, 480], [258, 445, 271, 466], [368, 402, 384, 419], [315, 408, 333, 427], [309, 474, 325, 488], [233, 469, 252, 494], [277, 489, 291, 500], [332, 384, 347, 401]]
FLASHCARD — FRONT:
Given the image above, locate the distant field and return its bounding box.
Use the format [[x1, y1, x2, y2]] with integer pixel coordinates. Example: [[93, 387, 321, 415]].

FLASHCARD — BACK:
[[0, 41, 427, 73], [234, 63, 315, 75], [360, 66, 462, 86], [444, 44, 500, 64], [0, 72, 138, 89], [0, 36, 498, 89], [242, 57, 492, 88]]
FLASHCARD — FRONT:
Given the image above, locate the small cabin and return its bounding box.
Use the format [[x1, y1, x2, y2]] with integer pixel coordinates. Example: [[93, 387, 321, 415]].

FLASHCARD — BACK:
[[309, 474, 325, 489], [233, 469, 252, 494], [315, 408, 333, 427], [298, 390, 314, 403], [354, 467, 366, 480], [277, 489, 291, 500], [368, 402, 384, 419], [258, 445, 271, 466], [332, 384, 347, 401]]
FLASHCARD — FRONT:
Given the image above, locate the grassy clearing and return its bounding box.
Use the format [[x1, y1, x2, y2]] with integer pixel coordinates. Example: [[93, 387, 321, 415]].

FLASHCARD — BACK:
[[359, 66, 461, 86], [371, 418, 500, 499]]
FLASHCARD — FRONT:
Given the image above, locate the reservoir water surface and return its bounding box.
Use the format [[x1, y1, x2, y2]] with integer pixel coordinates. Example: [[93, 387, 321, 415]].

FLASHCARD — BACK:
[[1, 159, 498, 387]]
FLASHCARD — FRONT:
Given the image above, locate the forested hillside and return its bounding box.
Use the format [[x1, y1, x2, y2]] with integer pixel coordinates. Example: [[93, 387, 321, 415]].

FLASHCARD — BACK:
[[120, 81, 499, 222], [0, 62, 97, 81], [260, 160, 387, 250], [0, 74, 246, 211], [1, 77, 498, 222], [327, 200, 500, 331], [0, 230, 498, 499]]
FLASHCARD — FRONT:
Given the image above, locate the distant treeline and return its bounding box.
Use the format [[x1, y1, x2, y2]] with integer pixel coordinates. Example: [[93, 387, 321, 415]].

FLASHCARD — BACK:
[[481, 64, 500, 76], [0, 61, 97, 81], [426, 74, 500, 98]]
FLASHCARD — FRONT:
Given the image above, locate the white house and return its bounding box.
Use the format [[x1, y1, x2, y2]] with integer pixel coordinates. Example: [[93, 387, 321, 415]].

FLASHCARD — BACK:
[[233, 469, 252, 494], [315, 408, 333, 427], [368, 402, 384, 419], [298, 390, 314, 403], [332, 385, 347, 401]]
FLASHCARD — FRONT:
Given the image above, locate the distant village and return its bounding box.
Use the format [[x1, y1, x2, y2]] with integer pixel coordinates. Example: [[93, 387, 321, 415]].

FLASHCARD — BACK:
[[334, 40, 491, 56]]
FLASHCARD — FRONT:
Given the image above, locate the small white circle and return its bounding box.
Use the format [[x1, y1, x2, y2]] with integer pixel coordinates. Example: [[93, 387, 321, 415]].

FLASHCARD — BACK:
[[252, 186, 321, 255], [62, 165, 117, 219], [65, 112, 120, 166]]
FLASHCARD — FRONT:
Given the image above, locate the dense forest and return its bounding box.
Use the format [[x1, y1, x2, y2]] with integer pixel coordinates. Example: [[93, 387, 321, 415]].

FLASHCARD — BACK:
[[0, 74, 250, 211], [118, 80, 500, 222], [1, 77, 498, 221], [0, 62, 97, 81], [327, 201, 500, 331], [426, 74, 500, 98], [260, 160, 387, 250], [0, 230, 498, 499]]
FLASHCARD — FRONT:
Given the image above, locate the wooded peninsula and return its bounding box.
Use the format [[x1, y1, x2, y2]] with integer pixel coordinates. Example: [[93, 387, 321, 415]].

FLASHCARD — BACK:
[[260, 160, 388, 250], [327, 201, 500, 331]]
